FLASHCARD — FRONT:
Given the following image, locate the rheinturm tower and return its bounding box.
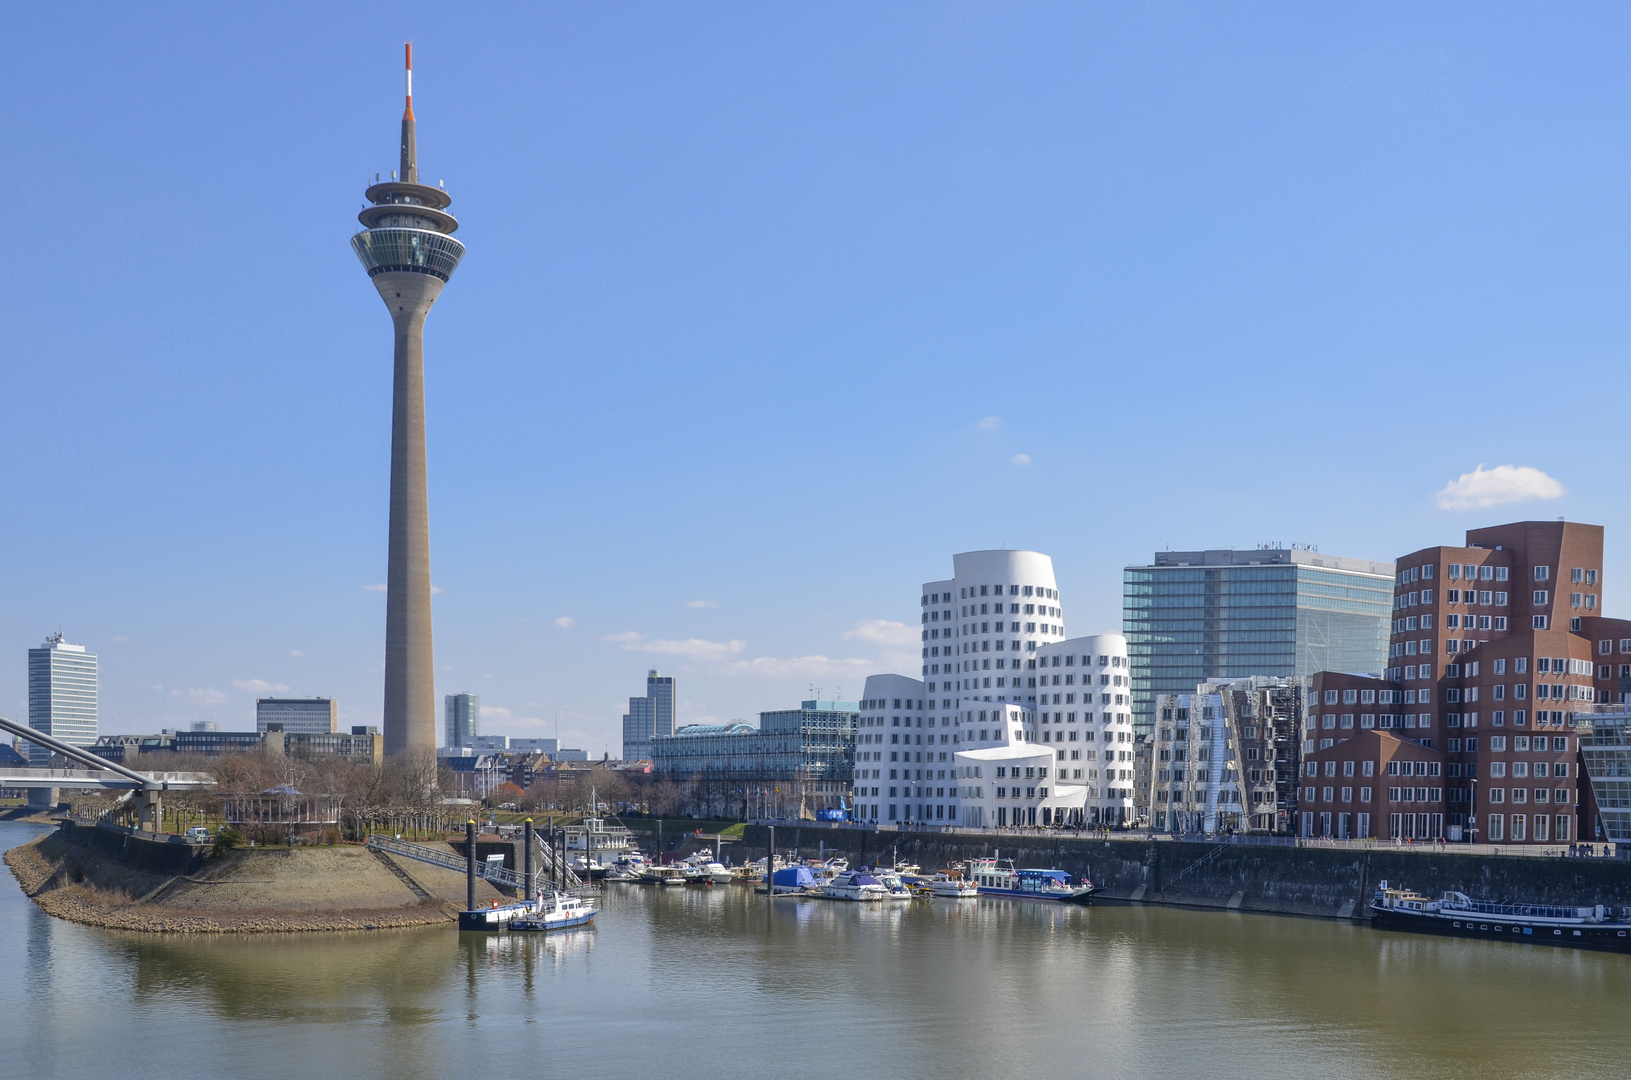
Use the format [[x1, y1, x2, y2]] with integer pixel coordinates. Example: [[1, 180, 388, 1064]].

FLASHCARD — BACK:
[[351, 44, 464, 755]]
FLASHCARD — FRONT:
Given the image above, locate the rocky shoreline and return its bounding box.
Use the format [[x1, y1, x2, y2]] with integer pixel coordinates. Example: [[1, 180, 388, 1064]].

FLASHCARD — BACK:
[[5, 835, 460, 935]]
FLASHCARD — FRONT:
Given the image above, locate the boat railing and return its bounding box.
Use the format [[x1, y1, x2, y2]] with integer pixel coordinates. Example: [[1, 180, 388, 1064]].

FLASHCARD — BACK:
[[1440, 898, 1598, 921]]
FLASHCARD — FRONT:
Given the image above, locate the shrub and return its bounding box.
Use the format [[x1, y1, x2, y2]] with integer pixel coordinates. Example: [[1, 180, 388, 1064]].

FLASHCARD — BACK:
[[212, 825, 246, 857]]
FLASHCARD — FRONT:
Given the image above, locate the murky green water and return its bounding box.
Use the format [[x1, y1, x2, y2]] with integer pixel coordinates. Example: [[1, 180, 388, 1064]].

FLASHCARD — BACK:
[[4, 822, 1628, 1080]]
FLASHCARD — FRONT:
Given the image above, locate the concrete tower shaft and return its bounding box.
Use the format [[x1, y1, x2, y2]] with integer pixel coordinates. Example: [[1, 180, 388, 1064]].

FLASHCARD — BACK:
[[351, 47, 465, 756]]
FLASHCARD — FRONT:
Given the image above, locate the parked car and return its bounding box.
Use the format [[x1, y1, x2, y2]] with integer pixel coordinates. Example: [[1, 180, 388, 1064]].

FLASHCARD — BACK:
[[186, 827, 212, 841]]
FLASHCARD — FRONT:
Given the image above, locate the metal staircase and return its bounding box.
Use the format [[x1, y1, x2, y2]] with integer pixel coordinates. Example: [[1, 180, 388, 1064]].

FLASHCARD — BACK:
[[366, 832, 589, 892]]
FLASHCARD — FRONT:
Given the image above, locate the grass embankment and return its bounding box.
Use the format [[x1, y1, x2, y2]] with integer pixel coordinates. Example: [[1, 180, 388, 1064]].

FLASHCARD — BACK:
[[3, 832, 504, 934]]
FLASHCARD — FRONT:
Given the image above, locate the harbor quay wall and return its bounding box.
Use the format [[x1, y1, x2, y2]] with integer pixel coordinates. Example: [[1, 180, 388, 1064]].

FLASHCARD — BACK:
[[743, 825, 1631, 919], [58, 820, 210, 876]]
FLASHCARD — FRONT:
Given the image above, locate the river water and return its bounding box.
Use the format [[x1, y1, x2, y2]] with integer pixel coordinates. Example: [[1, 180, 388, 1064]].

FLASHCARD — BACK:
[[4, 822, 1629, 1080]]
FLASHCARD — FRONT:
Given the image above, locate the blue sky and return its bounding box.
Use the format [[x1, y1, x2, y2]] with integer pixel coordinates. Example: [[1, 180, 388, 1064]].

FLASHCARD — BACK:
[[4, 4, 1629, 753]]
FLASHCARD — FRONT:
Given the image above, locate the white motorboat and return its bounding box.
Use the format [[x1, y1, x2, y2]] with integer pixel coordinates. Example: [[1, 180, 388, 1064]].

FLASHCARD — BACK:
[[921, 872, 979, 899], [868, 869, 914, 900], [822, 870, 888, 902]]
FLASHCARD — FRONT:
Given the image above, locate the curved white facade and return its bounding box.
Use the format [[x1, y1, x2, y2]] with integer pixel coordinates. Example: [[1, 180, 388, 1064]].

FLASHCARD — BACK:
[[851, 550, 1136, 826]]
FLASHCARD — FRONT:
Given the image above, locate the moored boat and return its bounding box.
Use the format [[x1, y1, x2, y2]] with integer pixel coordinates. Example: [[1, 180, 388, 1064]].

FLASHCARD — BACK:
[[822, 869, 888, 901], [1369, 882, 1631, 953], [639, 865, 689, 886], [510, 891, 598, 932], [918, 871, 979, 899], [968, 857, 1094, 903], [867, 868, 914, 900]]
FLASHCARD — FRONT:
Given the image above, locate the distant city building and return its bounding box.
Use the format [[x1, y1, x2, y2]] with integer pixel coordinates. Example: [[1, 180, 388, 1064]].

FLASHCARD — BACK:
[[94, 726, 381, 766], [445, 692, 479, 749], [1303, 519, 1628, 845], [27, 633, 97, 765], [509, 737, 558, 753], [553, 748, 589, 762], [256, 697, 337, 736], [190, 721, 221, 732], [1148, 677, 1304, 835], [1124, 548, 1395, 733], [651, 701, 857, 815], [622, 669, 675, 761], [470, 734, 509, 752]]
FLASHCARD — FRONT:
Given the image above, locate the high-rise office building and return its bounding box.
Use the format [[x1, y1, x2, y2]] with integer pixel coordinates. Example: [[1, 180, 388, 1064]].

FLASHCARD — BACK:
[[27, 633, 97, 765], [256, 698, 338, 736], [1124, 548, 1394, 733], [351, 45, 465, 755], [445, 692, 479, 748], [621, 670, 675, 761]]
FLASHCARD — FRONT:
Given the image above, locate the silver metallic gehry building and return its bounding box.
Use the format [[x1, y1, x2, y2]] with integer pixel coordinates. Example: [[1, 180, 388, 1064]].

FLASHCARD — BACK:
[[1124, 548, 1394, 734], [351, 45, 464, 755]]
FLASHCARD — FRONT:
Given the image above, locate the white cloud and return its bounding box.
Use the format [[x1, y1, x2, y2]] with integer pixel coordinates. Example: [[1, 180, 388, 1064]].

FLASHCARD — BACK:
[[687, 600, 719, 609], [173, 687, 227, 705], [979, 416, 1000, 430], [842, 619, 918, 647], [1011, 453, 1031, 466], [554, 616, 576, 628], [111, 635, 129, 643], [605, 631, 746, 660], [1435, 465, 1566, 511], [290, 649, 304, 658], [232, 678, 290, 694], [361, 583, 386, 592], [431, 585, 445, 595]]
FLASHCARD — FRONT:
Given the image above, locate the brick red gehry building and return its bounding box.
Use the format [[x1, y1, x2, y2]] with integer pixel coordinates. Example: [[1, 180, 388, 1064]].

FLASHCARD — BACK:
[[1303, 521, 1627, 844]]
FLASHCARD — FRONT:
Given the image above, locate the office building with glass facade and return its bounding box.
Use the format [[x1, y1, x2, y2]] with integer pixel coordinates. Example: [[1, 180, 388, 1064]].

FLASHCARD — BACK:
[[256, 697, 338, 736], [1124, 548, 1394, 733], [27, 633, 98, 765], [444, 692, 479, 748], [650, 700, 858, 815], [621, 670, 675, 761]]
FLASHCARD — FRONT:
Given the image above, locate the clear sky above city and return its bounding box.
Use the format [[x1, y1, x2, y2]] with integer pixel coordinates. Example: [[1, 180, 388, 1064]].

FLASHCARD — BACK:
[[4, 4, 1629, 753]]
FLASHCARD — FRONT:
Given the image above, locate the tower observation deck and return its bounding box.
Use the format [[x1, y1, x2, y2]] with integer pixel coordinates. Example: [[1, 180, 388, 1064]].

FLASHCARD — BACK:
[[352, 44, 464, 755]]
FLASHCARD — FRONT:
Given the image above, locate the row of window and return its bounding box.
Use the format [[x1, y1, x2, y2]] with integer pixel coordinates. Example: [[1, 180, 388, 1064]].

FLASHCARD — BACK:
[[935, 585, 1059, 602], [938, 602, 1061, 620]]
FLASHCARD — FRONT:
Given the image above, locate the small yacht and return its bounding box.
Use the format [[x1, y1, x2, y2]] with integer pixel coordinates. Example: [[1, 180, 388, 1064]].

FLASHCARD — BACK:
[[639, 864, 689, 886], [919, 871, 979, 899], [867, 868, 914, 901], [968, 857, 1094, 903], [510, 892, 598, 932], [603, 853, 649, 882], [822, 870, 888, 902]]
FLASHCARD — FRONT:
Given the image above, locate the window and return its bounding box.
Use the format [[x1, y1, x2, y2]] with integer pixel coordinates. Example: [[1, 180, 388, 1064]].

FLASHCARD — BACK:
[[1496, 567, 1509, 582], [1534, 566, 1549, 581], [1533, 590, 1550, 605], [1533, 616, 1549, 630]]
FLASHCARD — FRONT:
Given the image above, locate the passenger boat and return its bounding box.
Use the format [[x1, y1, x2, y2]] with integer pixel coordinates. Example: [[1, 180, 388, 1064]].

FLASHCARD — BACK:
[[821, 870, 888, 901], [510, 892, 598, 932], [1369, 882, 1631, 953], [968, 857, 1094, 903]]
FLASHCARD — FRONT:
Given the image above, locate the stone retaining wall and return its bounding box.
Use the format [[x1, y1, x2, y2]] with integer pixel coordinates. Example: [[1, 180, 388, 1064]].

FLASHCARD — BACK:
[[745, 825, 1631, 919]]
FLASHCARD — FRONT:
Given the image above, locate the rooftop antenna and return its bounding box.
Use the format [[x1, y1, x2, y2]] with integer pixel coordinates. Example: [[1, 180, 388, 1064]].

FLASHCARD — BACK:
[[400, 42, 418, 184]]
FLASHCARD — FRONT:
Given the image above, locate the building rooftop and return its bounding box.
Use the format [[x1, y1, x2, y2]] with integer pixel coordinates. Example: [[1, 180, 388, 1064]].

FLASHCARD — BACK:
[[1138, 548, 1394, 577]]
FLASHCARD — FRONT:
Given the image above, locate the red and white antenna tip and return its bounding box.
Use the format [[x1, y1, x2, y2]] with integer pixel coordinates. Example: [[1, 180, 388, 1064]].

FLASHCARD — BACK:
[[403, 42, 415, 119]]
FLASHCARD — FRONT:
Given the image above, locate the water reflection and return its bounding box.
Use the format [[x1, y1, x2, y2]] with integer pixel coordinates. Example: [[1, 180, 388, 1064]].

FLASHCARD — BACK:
[[4, 822, 1630, 1080]]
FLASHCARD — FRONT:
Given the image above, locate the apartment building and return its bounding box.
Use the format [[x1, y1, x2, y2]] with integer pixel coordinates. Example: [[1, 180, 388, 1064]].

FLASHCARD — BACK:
[[1306, 520, 1626, 843]]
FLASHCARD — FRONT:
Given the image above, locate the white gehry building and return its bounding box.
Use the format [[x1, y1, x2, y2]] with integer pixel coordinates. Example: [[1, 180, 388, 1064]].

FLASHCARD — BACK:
[[850, 550, 1139, 826]]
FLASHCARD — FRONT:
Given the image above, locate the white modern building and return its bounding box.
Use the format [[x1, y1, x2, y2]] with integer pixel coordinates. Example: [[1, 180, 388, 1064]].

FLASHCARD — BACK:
[[256, 697, 338, 736], [27, 633, 98, 764], [852, 550, 1137, 826]]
